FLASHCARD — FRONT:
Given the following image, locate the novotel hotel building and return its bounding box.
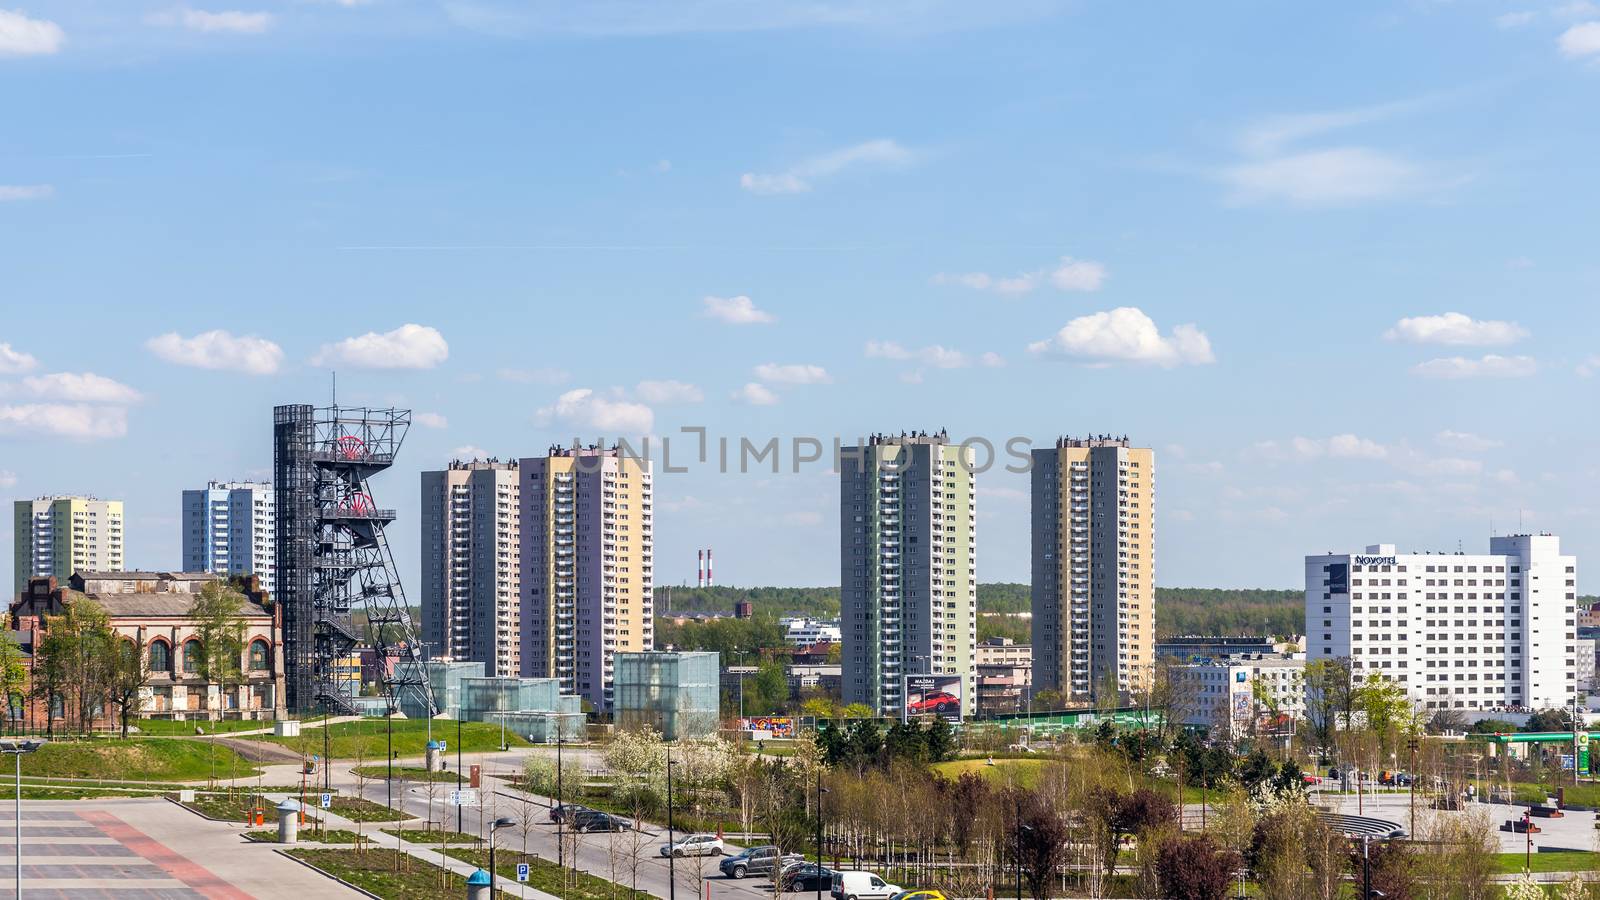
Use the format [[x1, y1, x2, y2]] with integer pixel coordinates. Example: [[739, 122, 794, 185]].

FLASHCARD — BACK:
[[1305, 534, 1578, 713]]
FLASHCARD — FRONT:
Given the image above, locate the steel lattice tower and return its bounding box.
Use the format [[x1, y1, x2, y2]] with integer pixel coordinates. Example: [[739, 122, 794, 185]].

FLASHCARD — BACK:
[[273, 404, 434, 716]]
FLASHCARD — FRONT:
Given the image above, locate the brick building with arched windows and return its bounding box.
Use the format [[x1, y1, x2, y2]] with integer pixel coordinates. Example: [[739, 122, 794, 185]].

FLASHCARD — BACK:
[[10, 571, 286, 726]]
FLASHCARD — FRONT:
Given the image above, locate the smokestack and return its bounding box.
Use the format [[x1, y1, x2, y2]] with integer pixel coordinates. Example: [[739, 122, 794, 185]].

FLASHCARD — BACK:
[[697, 550, 705, 588], [707, 547, 714, 587]]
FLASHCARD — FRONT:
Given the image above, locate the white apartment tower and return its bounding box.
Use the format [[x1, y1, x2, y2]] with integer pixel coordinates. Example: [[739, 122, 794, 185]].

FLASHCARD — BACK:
[[840, 431, 978, 718], [1306, 534, 1579, 712], [421, 459, 521, 677], [12, 496, 124, 597], [181, 482, 276, 593]]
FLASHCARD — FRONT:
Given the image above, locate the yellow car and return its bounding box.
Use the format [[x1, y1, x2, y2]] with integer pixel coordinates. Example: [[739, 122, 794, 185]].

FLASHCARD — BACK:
[[889, 891, 948, 900]]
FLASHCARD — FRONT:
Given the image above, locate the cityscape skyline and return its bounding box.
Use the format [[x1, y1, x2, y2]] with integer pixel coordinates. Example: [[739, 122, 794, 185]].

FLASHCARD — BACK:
[[6, 1, 1600, 597]]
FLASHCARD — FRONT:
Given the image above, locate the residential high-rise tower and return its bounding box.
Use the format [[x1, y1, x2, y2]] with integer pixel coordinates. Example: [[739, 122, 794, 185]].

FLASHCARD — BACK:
[[421, 458, 520, 677], [840, 431, 977, 718], [182, 481, 275, 593], [1031, 437, 1154, 703], [519, 446, 653, 711], [12, 496, 124, 598]]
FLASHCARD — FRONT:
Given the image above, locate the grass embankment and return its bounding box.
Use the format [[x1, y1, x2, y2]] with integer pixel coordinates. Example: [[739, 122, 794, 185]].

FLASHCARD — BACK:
[[930, 756, 1209, 803], [444, 847, 651, 900], [254, 719, 528, 759], [285, 848, 517, 899], [18, 738, 260, 781], [320, 795, 414, 823], [181, 792, 276, 822], [353, 765, 460, 783], [1492, 851, 1600, 874], [130, 718, 287, 736]]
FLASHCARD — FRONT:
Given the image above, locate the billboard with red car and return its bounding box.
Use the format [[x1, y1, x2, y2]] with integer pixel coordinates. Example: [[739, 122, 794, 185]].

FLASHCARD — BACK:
[[903, 674, 964, 723]]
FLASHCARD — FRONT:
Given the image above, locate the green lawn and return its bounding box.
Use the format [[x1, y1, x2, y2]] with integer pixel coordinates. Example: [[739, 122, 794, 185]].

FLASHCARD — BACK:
[[384, 828, 484, 846], [930, 758, 1048, 788], [444, 847, 651, 900], [286, 848, 517, 899], [1493, 851, 1600, 874], [130, 718, 285, 737], [17, 738, 260, 781], [180, 792, 276, 822], [247, 828, 368, 844], [318, 795, 414, 823], [253, 719, 528, 759]]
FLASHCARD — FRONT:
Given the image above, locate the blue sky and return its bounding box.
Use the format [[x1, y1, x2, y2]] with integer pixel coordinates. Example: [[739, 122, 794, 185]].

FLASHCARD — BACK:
[[4, 0, 1600, 596]]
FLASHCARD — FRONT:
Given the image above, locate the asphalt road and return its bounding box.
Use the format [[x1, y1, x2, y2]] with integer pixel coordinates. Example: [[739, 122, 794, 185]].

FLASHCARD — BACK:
[[334, 749, 820, 900]]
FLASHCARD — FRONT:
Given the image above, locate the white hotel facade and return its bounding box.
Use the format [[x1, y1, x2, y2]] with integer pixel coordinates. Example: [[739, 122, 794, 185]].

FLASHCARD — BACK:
[[1306, 534, 1578, 713]]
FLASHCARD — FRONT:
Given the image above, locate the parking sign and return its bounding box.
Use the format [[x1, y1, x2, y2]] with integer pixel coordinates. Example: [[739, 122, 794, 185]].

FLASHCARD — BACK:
[[320, 793, 331, 809], [517, 863, 529, 883]]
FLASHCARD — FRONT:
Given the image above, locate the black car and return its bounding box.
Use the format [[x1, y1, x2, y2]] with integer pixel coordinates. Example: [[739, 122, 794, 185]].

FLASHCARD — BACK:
[[780, 862, 836, 892], [719, 846, 804, 879], [549, 803, 591, 824], [572, 810, 633, 833]]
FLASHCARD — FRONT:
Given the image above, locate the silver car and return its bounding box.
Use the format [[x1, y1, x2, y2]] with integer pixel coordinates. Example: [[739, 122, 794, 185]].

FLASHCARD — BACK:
[[660, 834, 725, 857]]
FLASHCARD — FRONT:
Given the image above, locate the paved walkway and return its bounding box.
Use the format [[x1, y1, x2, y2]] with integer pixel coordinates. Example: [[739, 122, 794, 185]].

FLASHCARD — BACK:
[[4, 797, 364, 899]]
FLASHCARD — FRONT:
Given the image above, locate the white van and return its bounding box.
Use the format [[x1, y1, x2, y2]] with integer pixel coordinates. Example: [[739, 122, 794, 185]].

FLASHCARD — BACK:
[[831, 871, 901, 900]]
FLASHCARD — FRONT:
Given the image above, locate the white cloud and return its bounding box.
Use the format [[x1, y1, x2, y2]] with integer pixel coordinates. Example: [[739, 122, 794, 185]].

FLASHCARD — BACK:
[[312, 323, 448, 369], [740, 138, 913, 194], [1495, 10, 1537, 27], [635, 379, 703, 404], [451, 444, 490, 460], [1027, 307, 1214, 367], [654, 159, 672, 172], [1223, 147, 1425, 208], [1384, 312, 1527, 345], [0, 185, 52, 201], [145, 330, 284, 375], [498, 366, 569, 385], [414, 412, 448, 429], [1252, 434, 1388, 461], [1559, 21, 1600, 57], [1435, 430, 1502, 452], [1557, 1, 1600, 19], [932, 255, 1106, 294], [19, 372, 141, 404], [731, 382, 779, 406], [536, 388, 653, 434], [979, 352, 1005, 367], [753, 363, 831, 384], [0, 343, 38, 374], [0, 404, 127, 440], [1411, 354, 1537, 379], [0, 9, 63, 56], [0, 470, 14, 487], [1578, 356, 1600, 377], [147, 8, 275, 33], [702, 295, 774, 324], [864, 341, 968, 368]]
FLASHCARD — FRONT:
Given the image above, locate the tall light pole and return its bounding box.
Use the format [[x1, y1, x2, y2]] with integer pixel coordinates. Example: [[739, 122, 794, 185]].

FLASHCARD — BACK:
[[666, 754, 677, 900], [1, 740, 44, 900], [489, 816, 515, 895], [815, 774, 829, 900], [556, 731, 565, 870]]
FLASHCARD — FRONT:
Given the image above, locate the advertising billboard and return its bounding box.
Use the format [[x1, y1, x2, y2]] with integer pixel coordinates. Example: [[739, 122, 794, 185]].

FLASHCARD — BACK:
[[903, 674, 964, 723], [741, 716, 797, 739]]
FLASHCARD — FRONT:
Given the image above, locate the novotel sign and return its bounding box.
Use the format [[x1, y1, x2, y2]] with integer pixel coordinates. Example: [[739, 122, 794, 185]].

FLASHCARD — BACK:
[[1354, 555, 1397, 566]]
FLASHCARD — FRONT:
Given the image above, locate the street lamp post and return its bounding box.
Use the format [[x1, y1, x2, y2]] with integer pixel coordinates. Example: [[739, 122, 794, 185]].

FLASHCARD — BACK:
[[1, 740, 45, 900], [815, 775, 829, 900], [457, 715, 463, 833], [666, 754, 676, 900], [556, 731, 565, 870], [489, 816, 516, 895], [1015, 822, 1032, 900], [385, 704, 394, 807]]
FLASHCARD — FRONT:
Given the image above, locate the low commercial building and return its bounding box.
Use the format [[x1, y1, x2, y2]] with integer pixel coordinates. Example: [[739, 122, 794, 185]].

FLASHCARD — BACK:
[[975, 637, 1032, 716], [613, 651, 720, 740], [1155, 635, 1282, 661], [10, 572, 285, 723], [782, 617, 842, 647], [1171, 654, 1305, 740], [786, 663, 842, 697]]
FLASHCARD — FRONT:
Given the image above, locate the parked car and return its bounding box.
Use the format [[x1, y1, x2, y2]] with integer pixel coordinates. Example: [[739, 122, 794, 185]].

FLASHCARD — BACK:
[[661, 834, 725, 857], [908, 691, 960, 715], [831, 871, 902, 900], [719, 845, 804, 879], [779, 862, 835, 892], [572, 810, 633, 833], [889, 890, 949, 900], [549, 803, 591, 824]]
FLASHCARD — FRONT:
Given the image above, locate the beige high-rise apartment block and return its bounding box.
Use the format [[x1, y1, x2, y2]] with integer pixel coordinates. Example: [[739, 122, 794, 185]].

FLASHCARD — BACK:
[[520, 446, 653, 711], [13, 496, 125, 598], [1030, 438, 1153, 702]]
